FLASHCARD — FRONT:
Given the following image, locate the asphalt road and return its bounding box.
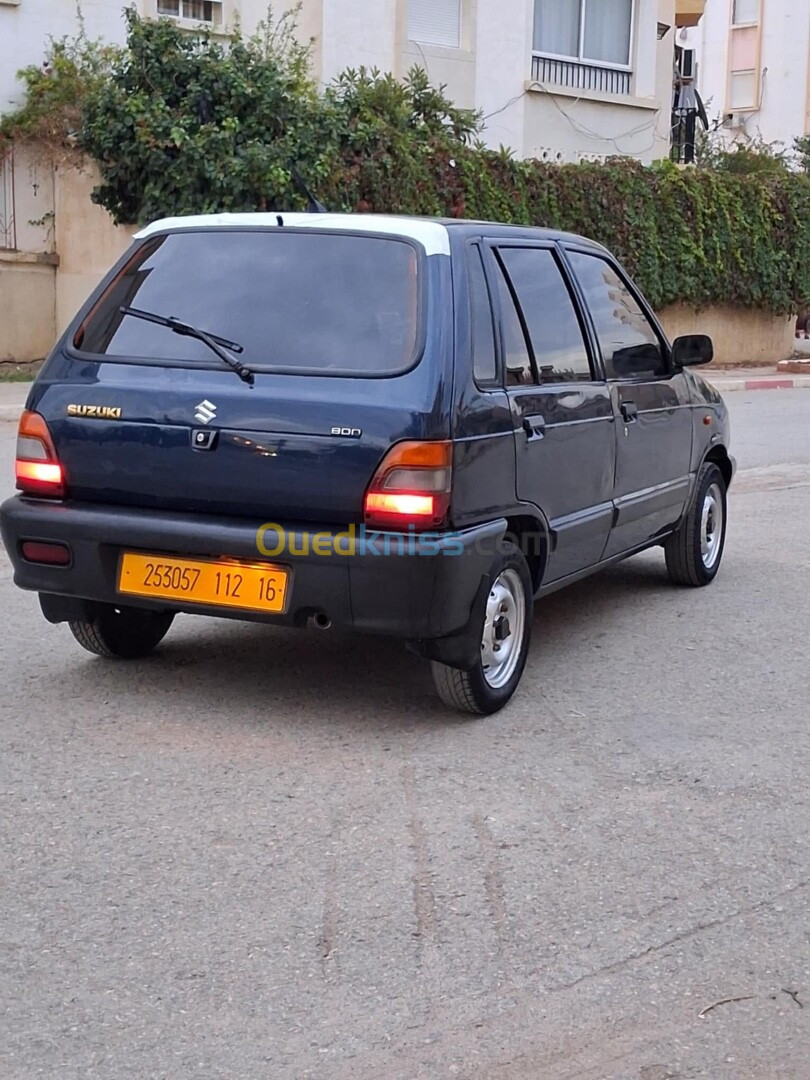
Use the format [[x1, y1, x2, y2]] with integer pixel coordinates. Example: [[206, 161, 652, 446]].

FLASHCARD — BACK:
[[1, 392, 808, 1079]]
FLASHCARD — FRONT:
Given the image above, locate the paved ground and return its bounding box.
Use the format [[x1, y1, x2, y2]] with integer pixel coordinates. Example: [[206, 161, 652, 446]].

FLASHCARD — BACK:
[[0, 393, 808, 1079]]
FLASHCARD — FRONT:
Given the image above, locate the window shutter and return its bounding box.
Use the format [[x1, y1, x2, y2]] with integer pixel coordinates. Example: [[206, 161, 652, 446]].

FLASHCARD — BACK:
[[408, 0, 461, 49]]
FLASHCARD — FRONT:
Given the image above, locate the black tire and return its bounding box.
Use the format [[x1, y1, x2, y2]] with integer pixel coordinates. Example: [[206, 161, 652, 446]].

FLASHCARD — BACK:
[[431, 541, 533, 716], [665, 462, 727, 587], [69, 605, 175, 659]]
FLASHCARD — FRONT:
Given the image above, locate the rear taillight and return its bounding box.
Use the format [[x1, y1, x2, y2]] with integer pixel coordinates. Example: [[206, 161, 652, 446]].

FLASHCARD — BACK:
[[364, 441, 452, 530], [15, 411, 65, 498]]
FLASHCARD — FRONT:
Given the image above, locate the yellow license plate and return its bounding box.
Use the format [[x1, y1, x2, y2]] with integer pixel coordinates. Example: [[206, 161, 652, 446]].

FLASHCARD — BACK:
[[118, 552, 289, 614]]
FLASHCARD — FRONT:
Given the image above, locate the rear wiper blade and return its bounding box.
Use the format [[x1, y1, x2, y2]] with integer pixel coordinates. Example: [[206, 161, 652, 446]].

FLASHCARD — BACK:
[[119, 306, 254, 386]]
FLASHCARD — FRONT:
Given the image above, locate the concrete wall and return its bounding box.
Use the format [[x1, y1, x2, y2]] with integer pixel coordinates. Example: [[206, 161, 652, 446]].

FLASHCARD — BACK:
[[0, 251, 57, 362], [0, 161, 135, 363], [320, 0, 398, 79], [54, 165, 136, 335], [657, 304, 796, 367]]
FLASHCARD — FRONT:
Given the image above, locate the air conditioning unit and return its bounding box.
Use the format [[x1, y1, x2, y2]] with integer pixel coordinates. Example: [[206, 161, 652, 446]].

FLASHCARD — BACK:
[[723, 112, 746, 130], [680, 49, 697, 80]]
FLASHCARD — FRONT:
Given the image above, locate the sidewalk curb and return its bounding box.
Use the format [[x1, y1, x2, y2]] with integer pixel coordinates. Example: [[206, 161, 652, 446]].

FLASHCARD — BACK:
[[706, 376, 810, 392]]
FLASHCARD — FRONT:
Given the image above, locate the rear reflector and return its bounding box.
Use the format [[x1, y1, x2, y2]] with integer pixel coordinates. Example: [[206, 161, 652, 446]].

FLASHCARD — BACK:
[[21, 540, 71, 566]]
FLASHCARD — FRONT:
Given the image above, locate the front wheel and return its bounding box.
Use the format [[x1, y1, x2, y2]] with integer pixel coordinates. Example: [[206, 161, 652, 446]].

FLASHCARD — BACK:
[[665, 463, 727, 587], [431, 541, 533, 715], [69, 605, 175, 659]]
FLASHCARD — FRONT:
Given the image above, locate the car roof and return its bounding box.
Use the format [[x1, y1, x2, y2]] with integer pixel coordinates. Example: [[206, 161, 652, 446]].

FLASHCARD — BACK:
[[440, 218, 607, 251], [134, 212, 607, 257]]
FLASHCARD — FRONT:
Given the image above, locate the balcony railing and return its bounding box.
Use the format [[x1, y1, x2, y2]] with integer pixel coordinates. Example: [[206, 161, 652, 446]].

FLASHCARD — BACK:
[[531, 55, 632, 97], [0, 148, 16, 251]]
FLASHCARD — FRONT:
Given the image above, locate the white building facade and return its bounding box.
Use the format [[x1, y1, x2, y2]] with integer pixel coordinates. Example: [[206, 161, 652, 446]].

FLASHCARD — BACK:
[[680, 0, 810, 150], [1, 0, 698, 163]]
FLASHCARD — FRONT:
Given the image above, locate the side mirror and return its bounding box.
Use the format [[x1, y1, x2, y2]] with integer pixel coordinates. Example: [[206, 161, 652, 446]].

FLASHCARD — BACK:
[[672, 334, 713, 367]]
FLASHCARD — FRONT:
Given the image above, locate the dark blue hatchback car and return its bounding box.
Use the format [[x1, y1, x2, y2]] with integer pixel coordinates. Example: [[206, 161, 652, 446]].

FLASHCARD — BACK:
[[0, 213, 733, 714]]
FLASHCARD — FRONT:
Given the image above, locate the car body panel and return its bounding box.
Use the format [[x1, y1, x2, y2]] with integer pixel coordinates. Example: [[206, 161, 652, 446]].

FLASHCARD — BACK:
[[604, 372, 694, 557]]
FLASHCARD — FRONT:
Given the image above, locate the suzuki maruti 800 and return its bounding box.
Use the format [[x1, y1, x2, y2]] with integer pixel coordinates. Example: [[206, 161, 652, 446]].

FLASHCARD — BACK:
[[0, 214, 733, 714]]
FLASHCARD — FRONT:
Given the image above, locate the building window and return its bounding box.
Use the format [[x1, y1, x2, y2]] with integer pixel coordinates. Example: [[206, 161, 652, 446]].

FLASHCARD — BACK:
[[727, 0, 761, 111], [408, 0, 461, 50], [732, 0, 759, 26], [533, 0, 633, 69], [157, 0, 222, 25]]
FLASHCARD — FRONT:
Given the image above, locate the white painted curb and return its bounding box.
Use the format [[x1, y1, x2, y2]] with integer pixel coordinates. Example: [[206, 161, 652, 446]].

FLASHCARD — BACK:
[[706, 376, 810, 392]]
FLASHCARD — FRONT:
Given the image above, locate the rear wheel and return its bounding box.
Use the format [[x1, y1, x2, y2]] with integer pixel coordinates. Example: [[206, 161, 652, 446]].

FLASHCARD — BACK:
[[69, 605, 175, 659], [431, 542, 533, 715], [665, 463, 727, 587]]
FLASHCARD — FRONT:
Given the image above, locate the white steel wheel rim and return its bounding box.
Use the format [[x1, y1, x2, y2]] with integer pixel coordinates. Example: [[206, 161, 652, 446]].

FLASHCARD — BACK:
[[481, 568, 526, 690], [700, 483, 724, 569]]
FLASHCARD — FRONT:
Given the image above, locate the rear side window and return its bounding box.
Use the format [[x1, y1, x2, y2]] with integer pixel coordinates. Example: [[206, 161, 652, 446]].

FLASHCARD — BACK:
[[76, 231, 420, 377], [467, 246, 498, 384], [567, 253, 667, 380], [491, 259, 533, 386], [498, 247, 592, 383]]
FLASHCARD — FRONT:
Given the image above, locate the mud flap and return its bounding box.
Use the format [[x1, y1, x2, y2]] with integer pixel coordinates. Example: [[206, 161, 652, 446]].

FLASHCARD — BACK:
[[406, 574, 491, 672]]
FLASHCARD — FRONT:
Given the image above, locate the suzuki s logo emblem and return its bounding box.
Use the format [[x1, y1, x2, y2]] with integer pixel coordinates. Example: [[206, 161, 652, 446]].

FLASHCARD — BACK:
[[194, 399, 217, 425]]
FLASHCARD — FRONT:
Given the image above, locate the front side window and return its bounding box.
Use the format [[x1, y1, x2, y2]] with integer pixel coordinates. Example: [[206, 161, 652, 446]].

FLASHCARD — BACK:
[[76, 231, 420, 377], [533, 0, 633, 67], [498, 247, 592, 384], [567, 253, 666, 380]]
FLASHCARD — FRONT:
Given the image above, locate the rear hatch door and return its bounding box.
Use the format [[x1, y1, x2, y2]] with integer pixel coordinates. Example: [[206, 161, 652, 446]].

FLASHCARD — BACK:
[[34, 225, 450, 524]]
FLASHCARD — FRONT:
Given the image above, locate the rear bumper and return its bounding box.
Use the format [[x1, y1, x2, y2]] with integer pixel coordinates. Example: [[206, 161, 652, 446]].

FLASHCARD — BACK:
[[0, 496, 506, 640]]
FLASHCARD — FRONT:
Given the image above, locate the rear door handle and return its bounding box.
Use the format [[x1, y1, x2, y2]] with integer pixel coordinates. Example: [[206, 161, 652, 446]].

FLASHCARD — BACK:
[[522, 414, 546, 440], [620, 401, 638, 423]]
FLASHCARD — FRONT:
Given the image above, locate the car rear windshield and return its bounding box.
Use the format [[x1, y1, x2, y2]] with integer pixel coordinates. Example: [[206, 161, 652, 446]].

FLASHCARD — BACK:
[[75, 230, 421, 376]]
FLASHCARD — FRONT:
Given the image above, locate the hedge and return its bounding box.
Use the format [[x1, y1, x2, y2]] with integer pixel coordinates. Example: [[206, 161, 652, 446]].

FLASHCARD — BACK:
[[4, 9, 810, 314], [332, 148, 810, 314]]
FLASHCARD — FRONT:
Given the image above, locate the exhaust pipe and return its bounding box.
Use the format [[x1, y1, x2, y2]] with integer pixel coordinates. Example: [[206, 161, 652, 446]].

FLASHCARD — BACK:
[[308, 613, 332, 631]]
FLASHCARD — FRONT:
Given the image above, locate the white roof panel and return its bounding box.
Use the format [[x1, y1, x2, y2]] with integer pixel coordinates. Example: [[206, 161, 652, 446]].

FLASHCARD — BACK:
[[134, 212, 451, 256]]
